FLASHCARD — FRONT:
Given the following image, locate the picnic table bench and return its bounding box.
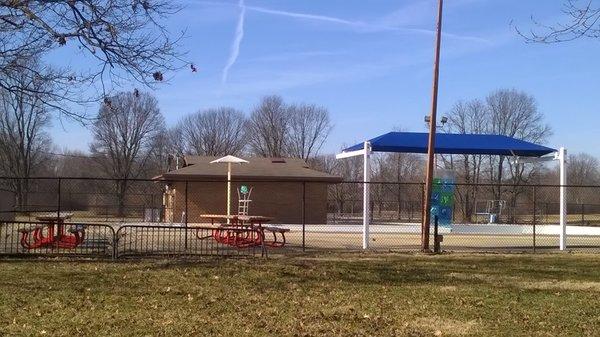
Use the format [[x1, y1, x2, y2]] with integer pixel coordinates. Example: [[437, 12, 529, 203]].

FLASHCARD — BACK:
[[262, 226, 290, 247], [18, 213, 87, 250], [196, 214, 290, 249]]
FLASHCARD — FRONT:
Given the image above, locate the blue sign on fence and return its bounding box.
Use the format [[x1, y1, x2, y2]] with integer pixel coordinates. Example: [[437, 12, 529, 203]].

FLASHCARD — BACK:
[[430, 171, 455, 228]]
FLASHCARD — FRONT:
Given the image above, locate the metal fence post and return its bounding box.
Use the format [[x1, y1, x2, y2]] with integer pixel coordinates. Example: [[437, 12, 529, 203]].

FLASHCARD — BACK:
[[57, 178, 62, 218], [532, 186, 537, 253], [433, 215, 440, 253], [184, 181, 189, 250], [302, 181, 306, 252], [120, 179, 125, 222], [112, 227, 117, 260], [420, 183, 425, 223]]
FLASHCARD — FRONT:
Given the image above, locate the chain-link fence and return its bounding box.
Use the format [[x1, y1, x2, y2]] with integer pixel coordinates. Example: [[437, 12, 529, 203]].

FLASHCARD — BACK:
[[0, 177, 599, 258]]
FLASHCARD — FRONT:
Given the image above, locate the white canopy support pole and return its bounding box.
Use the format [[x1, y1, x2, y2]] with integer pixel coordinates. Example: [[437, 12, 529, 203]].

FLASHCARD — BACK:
[[558, 147, 567, 250], [363, 141, 371, 250], [512, 149, 567, 250], [227, 162, 232, 224]]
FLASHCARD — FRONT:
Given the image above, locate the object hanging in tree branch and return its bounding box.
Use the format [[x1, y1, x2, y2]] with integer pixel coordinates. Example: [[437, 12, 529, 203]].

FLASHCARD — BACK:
[[517, 0, 600, 43], [0, 0, 188, 120], [153, 71, 164, 82]]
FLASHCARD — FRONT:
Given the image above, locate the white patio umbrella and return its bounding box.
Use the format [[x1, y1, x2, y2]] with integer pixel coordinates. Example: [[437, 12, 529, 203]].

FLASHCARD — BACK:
[[210, 155, 249, 223]]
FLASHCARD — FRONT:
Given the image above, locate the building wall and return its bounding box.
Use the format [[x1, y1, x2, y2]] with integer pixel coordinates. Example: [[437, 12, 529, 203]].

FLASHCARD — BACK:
[[167, 181, 329, 224]]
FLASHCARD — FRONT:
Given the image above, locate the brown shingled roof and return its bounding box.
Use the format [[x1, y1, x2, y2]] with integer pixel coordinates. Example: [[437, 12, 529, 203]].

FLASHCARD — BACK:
[[155, 156, 342, 182]]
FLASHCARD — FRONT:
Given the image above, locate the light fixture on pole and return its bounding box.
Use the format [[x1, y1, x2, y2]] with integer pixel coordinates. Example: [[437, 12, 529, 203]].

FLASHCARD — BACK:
[[424, 115, 448, 128], [422, 0, 444, 252]]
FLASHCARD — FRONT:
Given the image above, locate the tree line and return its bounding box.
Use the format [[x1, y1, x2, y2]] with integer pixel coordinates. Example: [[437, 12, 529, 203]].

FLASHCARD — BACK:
[[1, 91, 333, 176], [0, 86, 333, 209]]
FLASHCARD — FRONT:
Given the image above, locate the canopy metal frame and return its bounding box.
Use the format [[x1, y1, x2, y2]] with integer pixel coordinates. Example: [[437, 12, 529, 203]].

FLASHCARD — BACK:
[[336, 139, 567, 251]]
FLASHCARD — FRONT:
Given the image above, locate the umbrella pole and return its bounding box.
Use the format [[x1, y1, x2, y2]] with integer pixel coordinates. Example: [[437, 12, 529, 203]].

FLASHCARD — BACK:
[[227, 162, 231, 224]]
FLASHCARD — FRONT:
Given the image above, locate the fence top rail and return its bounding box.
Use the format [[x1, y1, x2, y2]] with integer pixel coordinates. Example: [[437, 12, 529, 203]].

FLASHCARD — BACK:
[[1, 220, 116, 227], [116, 224, 255, 232], [0, 176, 340, 184], [338, 181, 600, 188], [0, 176, 599, 188]]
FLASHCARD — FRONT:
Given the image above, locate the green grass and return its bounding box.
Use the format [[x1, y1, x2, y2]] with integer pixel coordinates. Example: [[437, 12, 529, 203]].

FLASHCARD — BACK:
[[1, 253, 599, 336]]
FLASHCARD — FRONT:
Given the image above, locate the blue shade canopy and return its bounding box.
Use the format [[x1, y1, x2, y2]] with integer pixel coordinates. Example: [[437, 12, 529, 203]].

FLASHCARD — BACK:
[[343, 132, 556, 157]]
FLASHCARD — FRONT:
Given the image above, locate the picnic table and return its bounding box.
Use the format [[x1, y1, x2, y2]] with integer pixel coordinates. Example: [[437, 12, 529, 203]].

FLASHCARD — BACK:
[[19, 212, 86, 250], [196, 214, 289, 249]]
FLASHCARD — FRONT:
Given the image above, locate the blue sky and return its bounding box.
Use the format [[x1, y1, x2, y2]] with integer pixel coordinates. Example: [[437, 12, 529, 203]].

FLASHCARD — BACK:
[[52, 0, 600, 157]]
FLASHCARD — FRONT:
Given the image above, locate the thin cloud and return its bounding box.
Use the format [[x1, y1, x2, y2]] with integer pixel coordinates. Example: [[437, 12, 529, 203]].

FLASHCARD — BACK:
[[221, 0, 245, 84], [242, 50, 347, 63], [245, 4, 490, 44]]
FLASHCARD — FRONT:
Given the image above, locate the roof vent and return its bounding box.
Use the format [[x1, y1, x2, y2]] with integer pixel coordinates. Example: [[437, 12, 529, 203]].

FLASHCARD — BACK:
[[271, 158, 286, 163]]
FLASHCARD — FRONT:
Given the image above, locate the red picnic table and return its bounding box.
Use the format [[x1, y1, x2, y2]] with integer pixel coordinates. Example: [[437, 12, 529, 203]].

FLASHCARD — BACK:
[[19, 213, 86, 250], [196, 214, 290, 249]]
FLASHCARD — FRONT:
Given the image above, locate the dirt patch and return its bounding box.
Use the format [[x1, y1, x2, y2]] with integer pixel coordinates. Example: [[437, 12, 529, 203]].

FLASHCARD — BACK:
[[448, 272, 600, 293], [439, 285, 458, 292], [446, 272, 500, 282], [519, 280, 600, 292], [403, 317, 478, 336]]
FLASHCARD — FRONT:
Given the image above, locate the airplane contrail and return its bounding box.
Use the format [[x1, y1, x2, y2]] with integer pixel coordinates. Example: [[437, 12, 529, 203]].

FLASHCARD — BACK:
[[246, 5, 489, 44], [246, 5, 367, 27], [221, 0, 246, 84]]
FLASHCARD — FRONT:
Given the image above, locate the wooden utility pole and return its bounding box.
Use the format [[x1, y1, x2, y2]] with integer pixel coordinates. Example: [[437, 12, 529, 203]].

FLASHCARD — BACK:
[[422, 0, 444, 252]]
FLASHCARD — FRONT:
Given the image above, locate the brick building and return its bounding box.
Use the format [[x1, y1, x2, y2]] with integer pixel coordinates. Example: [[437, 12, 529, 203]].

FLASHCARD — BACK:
[[155, 156, 341, 224]]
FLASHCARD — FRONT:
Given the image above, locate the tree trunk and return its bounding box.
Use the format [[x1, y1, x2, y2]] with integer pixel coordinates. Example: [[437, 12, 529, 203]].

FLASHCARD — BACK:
[[116, 179, 128, 218]]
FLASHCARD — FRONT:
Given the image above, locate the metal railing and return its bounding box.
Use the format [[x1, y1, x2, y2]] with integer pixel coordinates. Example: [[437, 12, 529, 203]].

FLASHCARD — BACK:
[[0, 221, 116, 258], [0, 221, 261, 259], [115, 225, 259, 258]]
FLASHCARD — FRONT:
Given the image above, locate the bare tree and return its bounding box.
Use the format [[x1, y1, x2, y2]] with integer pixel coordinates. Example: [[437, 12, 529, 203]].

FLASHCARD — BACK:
[[51, 150, 102, 178], [568, 153, 600, 185], [308, 154, 338, 175], [444, 99, 488, 221], [286, 104, 332, 160], [0, 0, 185, 119], [175, 107, 246, 156], [0, 61, 52, 208], [90, 91, 165, 215], [485, 89, 551, 221], [442, 90, 551, 221], [166, 126, 185, 156], [145, 131, 175, 175], [567, 153, 600, 206], [376, 153, 423, 220], [247, 95, 288, 157], [311, 153, 364, 216], [517, 0, 600, 43], [486, 89, 551, 184]]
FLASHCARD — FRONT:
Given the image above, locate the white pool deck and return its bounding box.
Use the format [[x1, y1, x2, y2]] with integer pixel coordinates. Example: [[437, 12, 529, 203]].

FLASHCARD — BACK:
[[147, 222, 600, 237]]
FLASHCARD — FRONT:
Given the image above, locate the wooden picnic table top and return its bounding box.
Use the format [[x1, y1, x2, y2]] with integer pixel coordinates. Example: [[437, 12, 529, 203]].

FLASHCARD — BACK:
[[199, 214, 273, 222], [35, 212, 73, 222]]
